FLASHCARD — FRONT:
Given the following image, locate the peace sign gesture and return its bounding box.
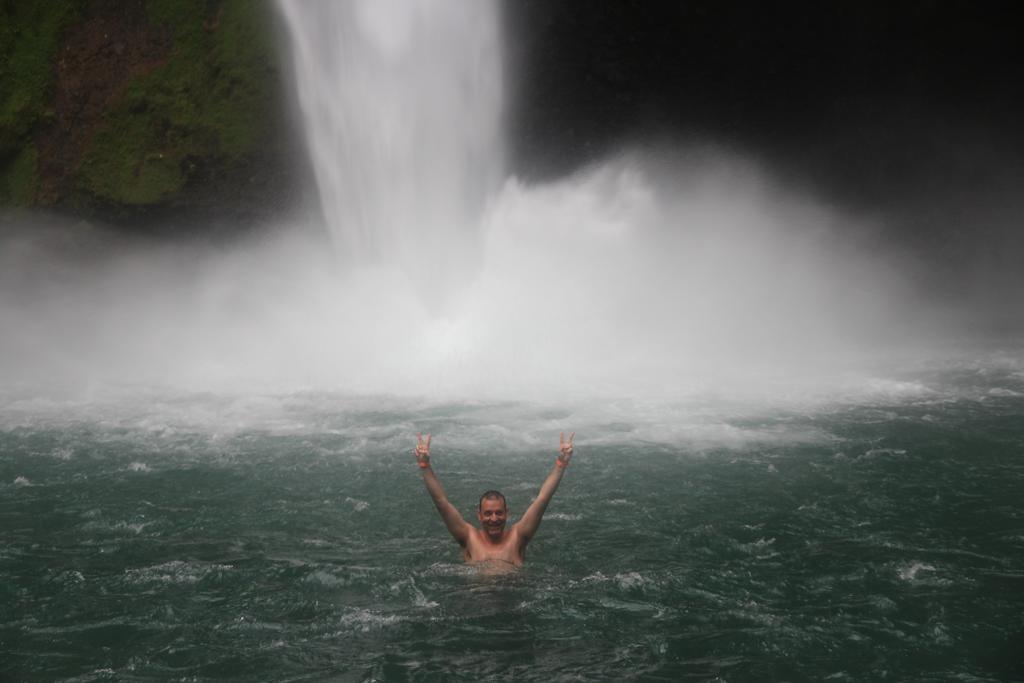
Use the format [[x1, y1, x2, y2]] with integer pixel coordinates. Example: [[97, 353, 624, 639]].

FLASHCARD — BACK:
[[557, 431, 575, 466], [414, 432, 431, 468]]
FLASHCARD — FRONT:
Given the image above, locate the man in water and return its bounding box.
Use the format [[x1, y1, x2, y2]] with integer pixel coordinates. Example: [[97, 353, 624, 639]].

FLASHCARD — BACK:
[[413, 432, 574, 567]]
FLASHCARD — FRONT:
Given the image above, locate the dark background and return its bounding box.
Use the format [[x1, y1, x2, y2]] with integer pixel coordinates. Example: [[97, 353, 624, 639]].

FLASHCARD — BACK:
[[503, 1, 1024, 320], [506, 1, 1023, 194]]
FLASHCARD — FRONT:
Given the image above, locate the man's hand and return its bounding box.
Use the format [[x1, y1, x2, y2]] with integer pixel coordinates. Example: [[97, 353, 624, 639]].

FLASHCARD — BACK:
[[414, 432, 432, 468], [557, 431, 574, 467]]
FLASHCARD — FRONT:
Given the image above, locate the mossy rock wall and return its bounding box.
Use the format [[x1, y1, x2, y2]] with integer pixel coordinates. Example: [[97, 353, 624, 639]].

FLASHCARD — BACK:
[[0, 0, 299, 227]]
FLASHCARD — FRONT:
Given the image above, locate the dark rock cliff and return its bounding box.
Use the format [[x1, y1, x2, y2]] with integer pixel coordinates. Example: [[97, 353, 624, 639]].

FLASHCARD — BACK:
[[0, 0, 304, 231]]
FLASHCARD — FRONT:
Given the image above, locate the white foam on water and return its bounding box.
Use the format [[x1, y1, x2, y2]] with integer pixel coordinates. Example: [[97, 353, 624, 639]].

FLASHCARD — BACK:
[[544, 512, 582, 521], [615, 571, 653, 590], [859, 448, 908, 460], [337, 608, 407, 632], [898, 561, 936, 581], [83, 519, 153, 535], [345, 496, 370, 512], [305, 569, 353, 588], [123, 560, 231, 585]]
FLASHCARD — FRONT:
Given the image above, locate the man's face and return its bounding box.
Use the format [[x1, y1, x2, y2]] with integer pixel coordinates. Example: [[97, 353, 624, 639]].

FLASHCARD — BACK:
[[477, 498, 507, 538]]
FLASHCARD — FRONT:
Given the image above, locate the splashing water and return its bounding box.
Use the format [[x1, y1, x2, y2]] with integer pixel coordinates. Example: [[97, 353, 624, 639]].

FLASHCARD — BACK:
[[271, 1, 936, 400], [0, 151, 934, 403], [0, 1, 957, 403]]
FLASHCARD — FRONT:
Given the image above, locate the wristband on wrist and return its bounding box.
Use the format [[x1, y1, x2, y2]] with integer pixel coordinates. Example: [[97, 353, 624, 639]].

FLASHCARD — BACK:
[[418, 458, 431, 469], [555, 457, 569, 468]]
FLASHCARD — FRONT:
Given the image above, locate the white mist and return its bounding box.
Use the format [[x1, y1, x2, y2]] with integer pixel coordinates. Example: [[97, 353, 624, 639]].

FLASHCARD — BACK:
[[0, 3, 947, 408]]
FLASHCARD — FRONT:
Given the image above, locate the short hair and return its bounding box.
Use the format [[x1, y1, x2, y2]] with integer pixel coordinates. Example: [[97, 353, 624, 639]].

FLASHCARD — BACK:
[[478, 490, 507, 510]]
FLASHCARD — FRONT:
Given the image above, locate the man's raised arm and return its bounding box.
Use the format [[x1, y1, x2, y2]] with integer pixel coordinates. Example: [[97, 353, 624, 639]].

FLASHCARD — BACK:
[[516, 432, 574, 542], [414, 433, 472, 546]]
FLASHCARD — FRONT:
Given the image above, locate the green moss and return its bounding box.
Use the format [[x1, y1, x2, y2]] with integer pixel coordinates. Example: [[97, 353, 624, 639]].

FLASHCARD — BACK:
[[77, 115, 185, 205], [74, 0, 281, 207], [0, 0, 287, 214], [0, 2, 79, 157], [208, 0, 279, 156], [0, 144, 39, 204]]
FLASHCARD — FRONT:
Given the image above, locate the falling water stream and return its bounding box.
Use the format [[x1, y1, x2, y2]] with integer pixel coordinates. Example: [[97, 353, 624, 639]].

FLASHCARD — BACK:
[[278, 0, 504, 310]]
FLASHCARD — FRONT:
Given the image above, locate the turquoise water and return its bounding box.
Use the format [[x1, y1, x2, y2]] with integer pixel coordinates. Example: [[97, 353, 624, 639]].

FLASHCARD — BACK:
[[2, 362, 1023, 681]]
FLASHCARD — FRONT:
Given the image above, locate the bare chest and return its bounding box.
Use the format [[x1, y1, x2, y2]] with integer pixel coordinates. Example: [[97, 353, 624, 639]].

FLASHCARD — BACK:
[[463, 528, 524, 566]]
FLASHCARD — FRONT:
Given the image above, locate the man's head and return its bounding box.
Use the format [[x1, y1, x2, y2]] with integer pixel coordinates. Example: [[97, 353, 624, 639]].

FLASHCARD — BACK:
[[477, 490, 508, 539]]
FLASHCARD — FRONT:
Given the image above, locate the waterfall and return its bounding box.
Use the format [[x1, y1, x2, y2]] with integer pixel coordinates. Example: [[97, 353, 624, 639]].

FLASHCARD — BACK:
[[277, 0, 504, 307]]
